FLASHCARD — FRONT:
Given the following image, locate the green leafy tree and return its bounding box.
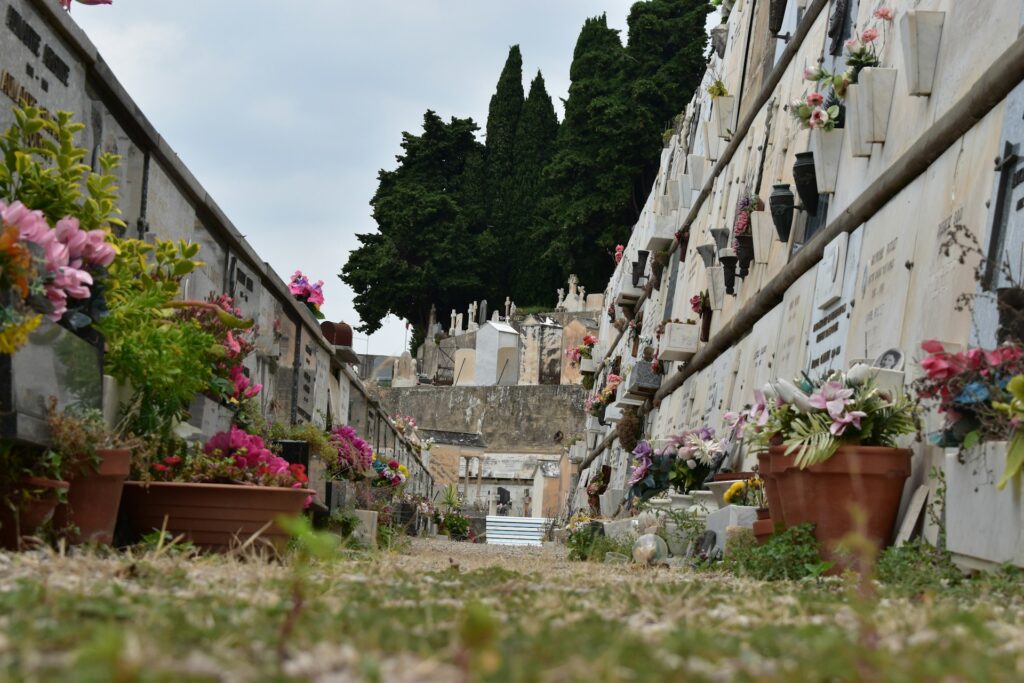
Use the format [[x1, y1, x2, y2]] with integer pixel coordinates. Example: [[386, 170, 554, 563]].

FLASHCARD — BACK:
[[341, 111, 485, 339]]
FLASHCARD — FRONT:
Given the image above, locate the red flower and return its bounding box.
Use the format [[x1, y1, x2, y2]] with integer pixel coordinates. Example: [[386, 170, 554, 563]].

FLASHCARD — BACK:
[[152, 464, 169, 473], [388, 459, 400, 470], [920, 353, 963, 381], [163, 456, 182, 467], [289, 463, 308, 484]]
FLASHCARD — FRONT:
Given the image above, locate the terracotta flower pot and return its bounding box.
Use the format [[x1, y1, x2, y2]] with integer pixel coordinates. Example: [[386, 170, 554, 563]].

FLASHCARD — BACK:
[[752, 514, 774, 545], [771, 445, 912, 567], [0, 477, 70, 550], [757, 452, 783, 521], [121, 481, 311, 551], [52, 448, 132, 545], [712, 471, 756, 482]]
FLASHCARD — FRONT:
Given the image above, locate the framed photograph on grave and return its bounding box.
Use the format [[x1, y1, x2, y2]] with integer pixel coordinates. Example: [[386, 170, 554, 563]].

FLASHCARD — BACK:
[[874, 348, 904, 371]]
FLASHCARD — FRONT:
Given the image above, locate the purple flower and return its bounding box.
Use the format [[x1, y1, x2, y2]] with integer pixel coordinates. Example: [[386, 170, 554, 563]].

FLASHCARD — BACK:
[[747, 389, 770, 427], [632, 440, 653, 458]]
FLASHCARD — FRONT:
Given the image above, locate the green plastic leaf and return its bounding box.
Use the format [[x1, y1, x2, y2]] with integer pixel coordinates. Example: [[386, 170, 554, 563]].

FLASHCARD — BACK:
[[997, 433, 1024, 490], [1008, 375, 1024, 401]]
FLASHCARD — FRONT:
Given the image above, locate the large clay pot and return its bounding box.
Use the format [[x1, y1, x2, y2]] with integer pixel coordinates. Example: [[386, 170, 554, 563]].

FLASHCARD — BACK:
[[757, 451, 784, 523], [771, 445, 912, 567], [121, 481, 311, 551], [52, 448, 132, 545], [0, 477, 70, 550], [753, 508, 774, 545]]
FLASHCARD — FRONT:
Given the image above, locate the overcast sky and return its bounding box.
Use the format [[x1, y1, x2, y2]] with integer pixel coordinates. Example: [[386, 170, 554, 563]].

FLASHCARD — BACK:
[[72, 1, 637, 356]]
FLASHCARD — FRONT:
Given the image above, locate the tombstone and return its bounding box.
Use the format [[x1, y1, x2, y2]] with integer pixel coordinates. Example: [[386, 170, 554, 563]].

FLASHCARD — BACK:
[[505, 297, 512, 319], [392, 351, 417, 388], [509, 302, 517, 320], [449, 309, 457, 337], [805, 230, 863, 378], [479, 300, 488, 325], [496, 346, 520, 385], [453, 348, 477, 386], [519, 316, 563, 385], [585, 293, 605, 312], [454, 313, 464, 336], [427, 305, 437, 338], [475, 320, 521, 386], [773, 266, 817, 382], [560, 318, 594, 385], [491, 310, 500, 323], [556, 288, 566, 311]]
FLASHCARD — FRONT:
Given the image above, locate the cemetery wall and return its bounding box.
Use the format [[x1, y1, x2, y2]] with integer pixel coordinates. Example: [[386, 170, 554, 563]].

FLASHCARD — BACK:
[[580, 0, 1024, 531], [379, 385, 586, 454], [0, 0, 339, 429]]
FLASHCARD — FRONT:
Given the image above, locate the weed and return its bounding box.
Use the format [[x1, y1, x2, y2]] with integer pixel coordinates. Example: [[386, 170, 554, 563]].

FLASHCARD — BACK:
[[724, 524, 830, 581]]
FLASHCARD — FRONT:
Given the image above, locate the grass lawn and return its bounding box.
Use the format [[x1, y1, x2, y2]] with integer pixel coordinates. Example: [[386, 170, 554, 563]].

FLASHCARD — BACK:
[[0, 537, 1022, 682]]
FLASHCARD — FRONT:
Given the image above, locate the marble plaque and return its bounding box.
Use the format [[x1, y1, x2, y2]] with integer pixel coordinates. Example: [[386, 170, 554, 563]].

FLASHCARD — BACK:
[[806, 229, 863, 378]]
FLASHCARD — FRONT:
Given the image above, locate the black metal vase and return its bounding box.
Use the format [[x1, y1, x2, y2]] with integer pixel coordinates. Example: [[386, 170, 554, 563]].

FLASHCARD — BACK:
[[700, 309, 713, 343], [792, 152, 819, 214], [735, 234, 755, 277], [769, 183, 795, 243], [719, 253, 739, 295], [768, 0, 786, 35]]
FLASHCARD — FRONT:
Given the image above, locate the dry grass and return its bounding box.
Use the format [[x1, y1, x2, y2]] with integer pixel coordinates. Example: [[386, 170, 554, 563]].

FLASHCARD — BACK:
[[0, 538, 1022, 681]]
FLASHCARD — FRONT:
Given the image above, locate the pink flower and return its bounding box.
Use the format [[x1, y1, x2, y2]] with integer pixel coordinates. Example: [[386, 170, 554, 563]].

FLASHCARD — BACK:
[[803, 66, 822, 81], [831, 410, 867, 436], [806, 91, 825, 107], [2, 201, 53, 247], [921, 353, 963, 381], [808, 107, 830, 129], [808, 381, 854, 420], [747, 389, 770, 427], [861, 27, 879, 43], [845, 37, 860, 50], [614, 244, 625, 264], [873, 7, 894, 21]]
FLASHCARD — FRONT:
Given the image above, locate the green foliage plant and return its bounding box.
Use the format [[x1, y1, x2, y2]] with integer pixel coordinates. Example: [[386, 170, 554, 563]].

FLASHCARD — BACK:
[[96, 237, 220, 451], [724, 523, 831, 581]]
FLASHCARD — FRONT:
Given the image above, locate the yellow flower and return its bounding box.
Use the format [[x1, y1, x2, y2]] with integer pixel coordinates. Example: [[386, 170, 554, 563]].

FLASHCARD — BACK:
[[0, 314, 41, 355], [724, 480, 744, 503], [399, 464, 409, 476]]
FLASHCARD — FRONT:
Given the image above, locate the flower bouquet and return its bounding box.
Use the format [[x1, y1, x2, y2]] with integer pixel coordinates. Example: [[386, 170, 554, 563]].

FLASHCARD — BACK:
[[371, 455, 409, 488], [915, 340, 1024, 488], [328, 425, 374, 481], [288, 270, 325, 319]]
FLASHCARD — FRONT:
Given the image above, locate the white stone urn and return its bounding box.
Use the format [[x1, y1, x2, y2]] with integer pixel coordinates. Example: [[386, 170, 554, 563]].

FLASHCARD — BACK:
[[750, 210, 772, 263], [714, 95, 735, 140], [858, 67, 898, 143], [846, 84, 873, 158], [810, 128, 845, 194], [900, 11, 945, 97]]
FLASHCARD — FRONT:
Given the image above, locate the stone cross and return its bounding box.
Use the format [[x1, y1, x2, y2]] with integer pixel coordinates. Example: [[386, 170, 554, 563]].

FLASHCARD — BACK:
[[556, 288, 565, 311], [568, 274, 579, 297], [505, 297, 512, 319], [450, 309, 457, 336], [468, 302, 477, 324]]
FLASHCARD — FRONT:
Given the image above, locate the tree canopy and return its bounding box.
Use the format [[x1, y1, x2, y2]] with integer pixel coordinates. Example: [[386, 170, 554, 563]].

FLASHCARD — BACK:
[[341, 2, 709, 346]]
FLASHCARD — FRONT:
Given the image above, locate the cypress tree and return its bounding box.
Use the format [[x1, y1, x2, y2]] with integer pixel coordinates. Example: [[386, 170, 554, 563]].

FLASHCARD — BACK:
[[543, 14, 636, 292], [483, 45, 525, 300], [509, 71, 559, 305]]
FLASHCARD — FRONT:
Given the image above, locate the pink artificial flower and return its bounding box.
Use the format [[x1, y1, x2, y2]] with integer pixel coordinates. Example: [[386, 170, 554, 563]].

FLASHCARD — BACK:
[[583, 334, 598, 347], [920, 353, 963, 381], [873, 7, 894, 21], [808, 107, 830, 129], [845, 37, 860, 50], [614, 245, 625, 264], [747, 389, 770, 428], [808, 381, 854, 420], [861, 27, 879, 43], [224, 330, 242, 356], [831, 410, 867, 436], [2, 201, 53, 247], [806, 91, 825, 107], [82, 229, 116, 267]]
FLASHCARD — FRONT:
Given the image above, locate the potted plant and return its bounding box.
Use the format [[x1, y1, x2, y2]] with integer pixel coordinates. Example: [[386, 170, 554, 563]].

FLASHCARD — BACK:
[[288, 270, 326, 320], [46, 401, 132, 545], [690, 292, 713, 343], [121, 426, 312, 551], [744, 366, 919, 569], [566, 335, 599, 374], [732, 193, 764, 276], [0, 445, 69, 550], [790, 70, 847, 194], [707, 79, 734, 140], [915, 340, 1024, 566]]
